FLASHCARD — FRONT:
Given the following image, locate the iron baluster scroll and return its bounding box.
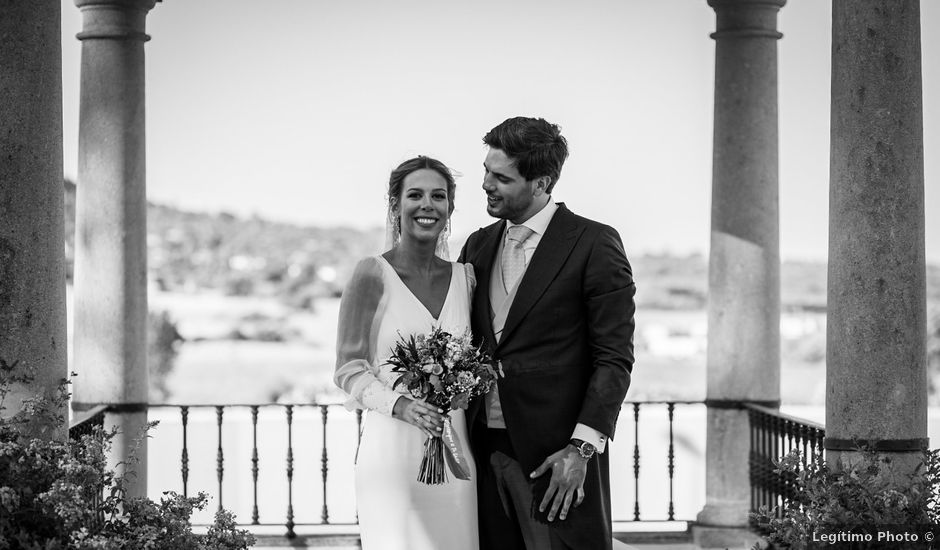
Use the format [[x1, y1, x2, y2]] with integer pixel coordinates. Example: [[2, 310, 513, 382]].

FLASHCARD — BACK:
[[633, 402, 641, 521], [180, 406, 189, 497], [250, 405, 260, 524], [320, 405, 330, 524], [216, 406, 224, 512], [285, 404, 295, 539], [667, 402, 676, 521]]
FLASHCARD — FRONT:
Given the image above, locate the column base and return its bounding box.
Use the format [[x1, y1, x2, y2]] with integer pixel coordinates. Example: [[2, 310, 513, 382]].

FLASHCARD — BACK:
[[694, 502, 760, 549], [692, 524, 764, 550], [696, 501, 750, 526]]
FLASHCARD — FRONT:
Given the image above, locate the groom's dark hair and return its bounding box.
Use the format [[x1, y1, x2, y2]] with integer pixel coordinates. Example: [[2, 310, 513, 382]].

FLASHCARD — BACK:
[[483, 117, 569, 193]]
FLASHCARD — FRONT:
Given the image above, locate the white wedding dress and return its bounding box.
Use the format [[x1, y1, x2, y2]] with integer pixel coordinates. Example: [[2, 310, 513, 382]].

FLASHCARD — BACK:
[[334, 255, 479, 550]]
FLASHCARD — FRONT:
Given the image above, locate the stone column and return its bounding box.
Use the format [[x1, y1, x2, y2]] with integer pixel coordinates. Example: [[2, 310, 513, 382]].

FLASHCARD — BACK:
[[72, 0, 158, 499], [695, 1, 785, 547], [827, 0, 927, 476], [0, 1, 68, 439]]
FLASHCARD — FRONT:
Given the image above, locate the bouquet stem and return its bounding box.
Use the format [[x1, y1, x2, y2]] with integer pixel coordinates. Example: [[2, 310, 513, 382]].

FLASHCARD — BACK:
[[417, 435, 447, 484]]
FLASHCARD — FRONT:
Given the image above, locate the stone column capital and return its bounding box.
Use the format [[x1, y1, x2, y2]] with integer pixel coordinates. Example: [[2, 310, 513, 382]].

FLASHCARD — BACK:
[[707, 0, 786, 9], [74, 0, 158, 42], [75, 0, 158, 9], [708, 0, 786, 40]]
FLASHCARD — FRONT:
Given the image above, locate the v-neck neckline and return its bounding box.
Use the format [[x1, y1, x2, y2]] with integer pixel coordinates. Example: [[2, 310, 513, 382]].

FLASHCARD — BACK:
[[378, 256, 455, 321]]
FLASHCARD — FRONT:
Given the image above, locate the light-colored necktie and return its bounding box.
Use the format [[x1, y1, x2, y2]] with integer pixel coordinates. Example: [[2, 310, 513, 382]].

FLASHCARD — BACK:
[[501, 225, 534, 290]]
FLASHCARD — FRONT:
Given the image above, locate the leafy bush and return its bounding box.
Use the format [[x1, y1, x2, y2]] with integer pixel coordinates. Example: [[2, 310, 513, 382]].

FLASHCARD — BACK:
[[0, 360, 255, 549], [751, 448, 940, 549]]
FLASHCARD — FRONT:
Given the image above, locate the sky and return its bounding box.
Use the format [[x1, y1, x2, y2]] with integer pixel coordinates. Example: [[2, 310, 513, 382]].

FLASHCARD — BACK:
[[59, 0, 940, 263]]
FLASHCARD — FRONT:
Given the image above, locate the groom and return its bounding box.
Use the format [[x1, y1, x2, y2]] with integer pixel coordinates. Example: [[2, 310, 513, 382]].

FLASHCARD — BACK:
[[458, 117, 636, 550]]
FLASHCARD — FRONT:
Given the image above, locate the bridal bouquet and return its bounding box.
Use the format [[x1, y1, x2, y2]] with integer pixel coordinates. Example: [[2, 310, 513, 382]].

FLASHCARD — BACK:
[[387, 327, 498, 484]]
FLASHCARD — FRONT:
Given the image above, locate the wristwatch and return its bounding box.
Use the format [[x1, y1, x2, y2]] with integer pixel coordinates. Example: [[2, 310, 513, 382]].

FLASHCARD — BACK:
[[568, 438, 597, 459]]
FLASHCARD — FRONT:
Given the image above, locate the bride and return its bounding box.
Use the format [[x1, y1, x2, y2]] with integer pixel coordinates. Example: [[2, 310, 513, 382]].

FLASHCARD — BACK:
[[333, 156, 479, 550]]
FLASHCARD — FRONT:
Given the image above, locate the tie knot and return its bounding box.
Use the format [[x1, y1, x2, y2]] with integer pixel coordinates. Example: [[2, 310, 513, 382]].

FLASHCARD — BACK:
[[507, 225, 534, 245]]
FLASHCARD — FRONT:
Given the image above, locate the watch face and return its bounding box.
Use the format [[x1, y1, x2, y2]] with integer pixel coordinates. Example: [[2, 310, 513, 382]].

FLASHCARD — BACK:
[[579, 442, 596, 458], [570, 439, 595, 458]]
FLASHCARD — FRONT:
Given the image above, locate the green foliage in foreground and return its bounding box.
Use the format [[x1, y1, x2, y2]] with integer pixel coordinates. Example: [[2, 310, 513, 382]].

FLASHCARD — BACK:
[[0, 361, 255, 550], [751, 448, 940, 549]]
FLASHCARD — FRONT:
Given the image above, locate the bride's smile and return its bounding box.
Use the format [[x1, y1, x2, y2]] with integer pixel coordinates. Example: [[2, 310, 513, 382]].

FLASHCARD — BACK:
[[396, 168, 452, 242]]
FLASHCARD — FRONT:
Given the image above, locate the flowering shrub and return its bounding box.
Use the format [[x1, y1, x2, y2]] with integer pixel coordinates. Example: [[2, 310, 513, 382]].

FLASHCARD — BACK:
[[751, 447, 940, 549], [0, 359, 255, 549]]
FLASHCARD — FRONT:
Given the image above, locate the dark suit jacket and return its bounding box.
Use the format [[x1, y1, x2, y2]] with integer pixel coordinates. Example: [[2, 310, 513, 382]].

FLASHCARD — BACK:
[[458, 203, 636, 550]]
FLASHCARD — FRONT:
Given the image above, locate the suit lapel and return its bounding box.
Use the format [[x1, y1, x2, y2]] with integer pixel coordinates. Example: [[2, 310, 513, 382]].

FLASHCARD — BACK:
[[498, 204, 582, 349], [473, 220, 505, 352]]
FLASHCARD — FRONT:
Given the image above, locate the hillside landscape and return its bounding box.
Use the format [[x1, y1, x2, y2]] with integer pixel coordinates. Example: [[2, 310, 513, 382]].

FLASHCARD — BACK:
[[63, 180, 940, 405]]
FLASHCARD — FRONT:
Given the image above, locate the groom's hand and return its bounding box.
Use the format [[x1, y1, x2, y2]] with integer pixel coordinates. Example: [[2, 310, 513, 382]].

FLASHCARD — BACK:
[[529, 446, 587, 522]]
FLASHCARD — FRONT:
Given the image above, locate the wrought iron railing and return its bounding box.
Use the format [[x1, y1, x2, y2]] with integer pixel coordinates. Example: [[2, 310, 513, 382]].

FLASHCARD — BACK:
[[622, 400, 703, 523], [69, 400, 836, 538], [68, 405, 108, 527], [745, 403, 825, 531], [151, 403, 353, 535], [68, 404, 108, 438], [67, 399, 847, 540], [142, 400, 705, 537]]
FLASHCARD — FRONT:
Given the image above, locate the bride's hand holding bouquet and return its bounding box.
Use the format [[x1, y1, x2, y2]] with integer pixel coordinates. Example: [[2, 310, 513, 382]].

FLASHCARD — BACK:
[[392, 394, 446, 438], [386, 327, 498, 484]]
